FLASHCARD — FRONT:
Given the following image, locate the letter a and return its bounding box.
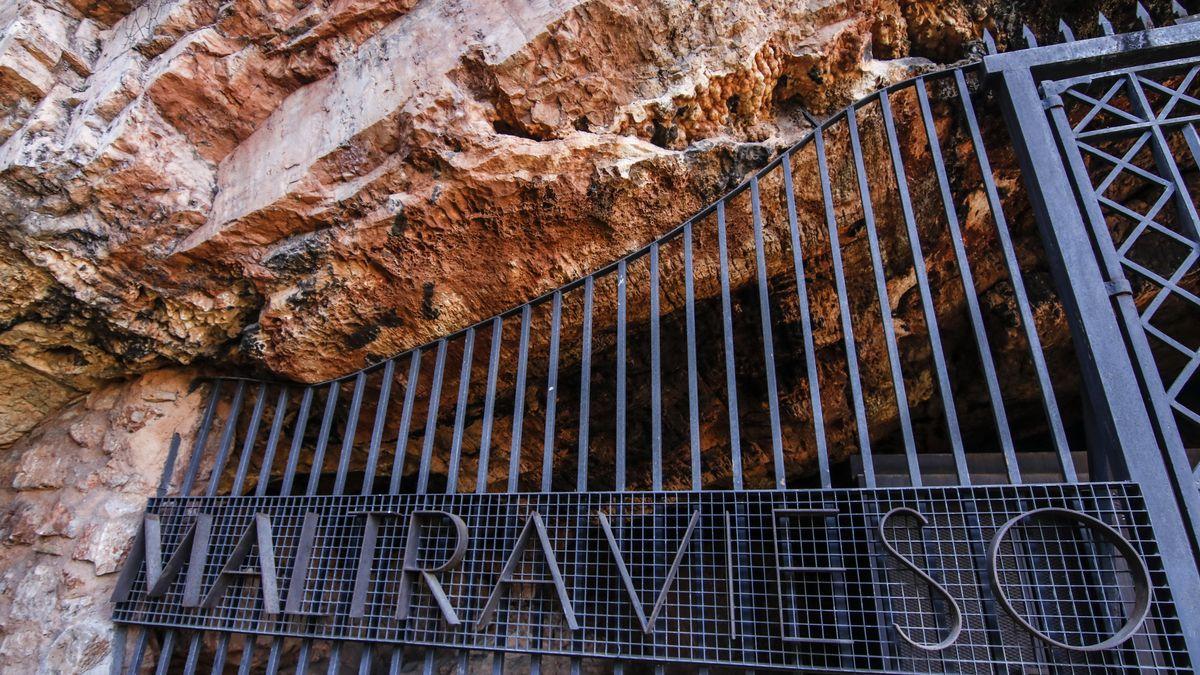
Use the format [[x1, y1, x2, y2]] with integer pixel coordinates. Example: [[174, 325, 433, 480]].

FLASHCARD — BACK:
[[475, 512, 578, 631], [201, 513, 281, 615], [598, 509, 701, 633]]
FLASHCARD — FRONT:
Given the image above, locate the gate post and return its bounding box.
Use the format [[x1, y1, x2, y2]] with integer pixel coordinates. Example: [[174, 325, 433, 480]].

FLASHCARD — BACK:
[[987, 61, 1200, 661]]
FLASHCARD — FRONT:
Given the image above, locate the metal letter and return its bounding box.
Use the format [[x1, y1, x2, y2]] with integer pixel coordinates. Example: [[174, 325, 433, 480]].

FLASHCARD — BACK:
[[770, 508, 852, 646], [878, 507, 963, 651], [398, 511, 468, 625], [350, 510, 468, 624], [201, 514, 280, 615], [475, 512, 578, 631], [597, 509, 700, 633], [988, 508, 1151, 652]]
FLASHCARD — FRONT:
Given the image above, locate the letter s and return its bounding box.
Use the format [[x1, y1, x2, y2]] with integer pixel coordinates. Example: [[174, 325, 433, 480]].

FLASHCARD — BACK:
[[878, 507, 963, 651]]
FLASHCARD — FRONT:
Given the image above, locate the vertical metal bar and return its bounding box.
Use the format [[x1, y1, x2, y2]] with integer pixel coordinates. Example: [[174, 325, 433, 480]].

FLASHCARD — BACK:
[[204, 380, 247, 497], [449, 328, 476, 494], [577, 278, 593, 490], [231, 383, 269, 495], [533, 294, 562, 674], [966, 76, 1070, 484], [816, 120, 894, 668], [153, 631, 176, 675], [124, 627, 149, 675], [325, 643, 342, 675], [390, 349, 423, 494], [156, 433, 181, 498], [542, 292, 562, 493], [616, 261, 628, 492], [716, 197, 752, 668], [266, 639, 284, 674], [281, 387, 315, 497], [879, 89, 969, 485], [332, 371, 368, 495], [683, 220, 708, 671], [683, 223, 702, 490], [750, 177, 786, 488], [650, 240, 666, 669], [109, 625, 127, 675], [815, 124, 875, 485], [362, 360, 396, 496], [232, 630, 256, 674], [257, 388, 291, 497], [357, 645, 373, 675], [304, 381, 341, 495], [416, 343, 454, 675], [294, 641, 310, 675], [572, 289, 592, 673], [478, 318, 504, 492], [181, 633, 201, 675], [417, 339, 448, 494], [209, 382, 269, 675], [781, 156, 829, 487], [357, 359, 400, 675], [847, 102, 920, 483], [210, 634, 231, 674], [716, 202, 743, 489], [917, 78, 1020, 483], [650, 243, 663, 491], [181, 381, 222, 495], [509, 305, 532, 492], [478, 320, 502, 674]]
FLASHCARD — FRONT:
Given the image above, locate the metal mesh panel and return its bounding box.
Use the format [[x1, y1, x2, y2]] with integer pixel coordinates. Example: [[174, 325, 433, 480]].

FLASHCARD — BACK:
[[113, 483, 1187, 673]]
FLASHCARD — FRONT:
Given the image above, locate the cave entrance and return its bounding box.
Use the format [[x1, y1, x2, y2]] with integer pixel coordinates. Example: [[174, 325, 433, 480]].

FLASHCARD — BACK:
[[112, 9, 1200, 674]]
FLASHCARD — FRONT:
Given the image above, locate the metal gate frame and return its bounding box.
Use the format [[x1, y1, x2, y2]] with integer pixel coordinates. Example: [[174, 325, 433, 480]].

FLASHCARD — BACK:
[[984, 15, 1200, 666]]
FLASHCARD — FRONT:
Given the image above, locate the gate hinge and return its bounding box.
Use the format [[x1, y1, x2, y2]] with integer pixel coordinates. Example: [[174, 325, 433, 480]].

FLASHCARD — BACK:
[[1105, 279, 1133, 298], [1043, 92, 1064, 110]]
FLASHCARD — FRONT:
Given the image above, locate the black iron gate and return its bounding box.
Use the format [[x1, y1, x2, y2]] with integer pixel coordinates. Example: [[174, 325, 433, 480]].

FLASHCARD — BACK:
[[109, 7, 1200, 674]]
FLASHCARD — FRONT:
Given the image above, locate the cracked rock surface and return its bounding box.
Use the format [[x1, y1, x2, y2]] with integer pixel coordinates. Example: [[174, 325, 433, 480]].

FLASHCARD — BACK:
[[0, 0, 1065, 441]]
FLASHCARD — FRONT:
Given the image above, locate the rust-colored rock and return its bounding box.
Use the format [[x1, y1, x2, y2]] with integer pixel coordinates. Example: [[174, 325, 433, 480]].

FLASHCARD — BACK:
[[0, 0, 1027, 440]]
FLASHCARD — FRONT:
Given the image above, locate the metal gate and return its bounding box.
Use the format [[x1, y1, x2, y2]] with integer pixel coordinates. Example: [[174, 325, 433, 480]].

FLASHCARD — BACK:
[[109, 6, 1200, 674]]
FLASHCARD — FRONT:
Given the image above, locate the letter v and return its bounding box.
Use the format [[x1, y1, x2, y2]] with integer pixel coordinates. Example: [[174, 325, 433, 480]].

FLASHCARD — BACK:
[[598, 509, 701, 634]]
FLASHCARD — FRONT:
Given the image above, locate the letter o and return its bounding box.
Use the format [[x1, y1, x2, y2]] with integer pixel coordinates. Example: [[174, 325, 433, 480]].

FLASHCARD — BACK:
[[988, 508, 1151, 652]]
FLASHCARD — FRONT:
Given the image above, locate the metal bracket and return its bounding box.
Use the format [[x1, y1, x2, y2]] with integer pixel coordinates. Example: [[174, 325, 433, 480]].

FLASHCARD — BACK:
[[1105, 279, 1134, 298]]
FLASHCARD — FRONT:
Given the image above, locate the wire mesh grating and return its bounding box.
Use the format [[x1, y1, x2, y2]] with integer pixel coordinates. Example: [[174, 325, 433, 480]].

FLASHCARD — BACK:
[[113, 482, 1187, 672]]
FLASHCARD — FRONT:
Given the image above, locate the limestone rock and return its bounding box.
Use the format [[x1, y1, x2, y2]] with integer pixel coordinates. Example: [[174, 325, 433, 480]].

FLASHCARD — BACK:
[[0, 368, 205, 672]]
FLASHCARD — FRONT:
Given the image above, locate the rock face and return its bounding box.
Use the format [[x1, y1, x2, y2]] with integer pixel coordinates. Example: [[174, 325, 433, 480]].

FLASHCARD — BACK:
[[0, 369, 204, 673], [0, 0, 1052, 442]]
